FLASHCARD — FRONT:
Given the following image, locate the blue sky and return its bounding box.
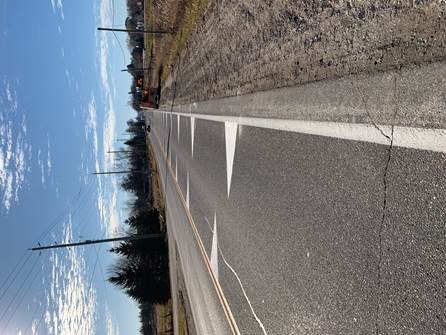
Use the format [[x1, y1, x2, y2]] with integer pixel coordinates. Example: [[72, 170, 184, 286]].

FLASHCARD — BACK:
[[0, 0, 140, 334]]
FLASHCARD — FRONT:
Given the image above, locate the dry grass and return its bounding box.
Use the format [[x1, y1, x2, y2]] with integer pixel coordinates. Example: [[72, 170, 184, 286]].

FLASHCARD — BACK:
[[160, 0, 209, 82], [177, 291, 189, 335], [146, 140, 166, 230], [143, 0, 154, 90], [154, 300, 173, 334]]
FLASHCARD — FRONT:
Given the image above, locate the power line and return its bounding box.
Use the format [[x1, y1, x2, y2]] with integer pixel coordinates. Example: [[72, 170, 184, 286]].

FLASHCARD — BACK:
[[1, 259, 41, 334], [34, 183, 88, 244], [0, 184, 93, 333], [0, 254, 39, 327], [0, 250, 28, 297], [94, 245, 109, 298], [17, 181, 96, 334], [88, 250, 100, 293], [111, 0, 127, 67], [0, 183, 87, 301], [0, 252, 33, 303]]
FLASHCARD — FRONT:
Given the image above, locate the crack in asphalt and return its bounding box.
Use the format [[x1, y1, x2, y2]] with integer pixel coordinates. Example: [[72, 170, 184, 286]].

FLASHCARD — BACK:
[[204, 217, 268, 335], [352, 80, 392, 141], [375, 74, 399, 335], [375, 124, 394, 335]]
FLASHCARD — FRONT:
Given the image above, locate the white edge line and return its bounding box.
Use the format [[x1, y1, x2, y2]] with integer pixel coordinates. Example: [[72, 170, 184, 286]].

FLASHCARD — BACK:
[[152, 110, 446, 153]]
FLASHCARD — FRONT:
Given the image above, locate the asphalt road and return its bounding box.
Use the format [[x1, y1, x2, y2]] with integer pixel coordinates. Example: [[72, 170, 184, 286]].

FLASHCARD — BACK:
[[145, 67, 446, 334]]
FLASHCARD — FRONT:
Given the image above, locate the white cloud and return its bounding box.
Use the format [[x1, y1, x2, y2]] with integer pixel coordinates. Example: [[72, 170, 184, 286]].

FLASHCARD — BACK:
[[5, 82, 12, 102], [85, 97, 99, 161], [0, 80, 31, 212], [108, 191, 120, 235], [93, 0, 120, 237], [64, 69, 71, 86], [37, 135, 52, 186], [105, 306, 120, 335], [47, 135, 52, 173], [83, 95, 118, 236], [4, 79, 18, 111], [50, 0, 64, 20], [43, 216, 97, 334], [37, 149, 45, 184]]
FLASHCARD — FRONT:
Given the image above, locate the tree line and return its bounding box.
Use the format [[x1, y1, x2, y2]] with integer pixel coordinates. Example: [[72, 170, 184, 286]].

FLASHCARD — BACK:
[[126, 0, 145, 111], [108, 118, 170, 334]]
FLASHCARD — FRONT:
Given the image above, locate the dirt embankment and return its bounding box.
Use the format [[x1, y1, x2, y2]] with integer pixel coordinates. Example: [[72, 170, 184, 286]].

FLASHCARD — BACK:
[[161, 0, 446, 105], [144, 0, 208, 91]]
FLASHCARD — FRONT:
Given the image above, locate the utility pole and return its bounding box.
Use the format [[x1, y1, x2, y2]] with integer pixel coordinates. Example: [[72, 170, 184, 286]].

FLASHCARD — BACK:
[[92, 170, 134, 175], [107, 148, 146, 154], [107, 150, 133, 154], [29, 233, 165, 251], [92, 170, 147, 175], [122, 68, 150, 73], [97, 27, 171, 35]]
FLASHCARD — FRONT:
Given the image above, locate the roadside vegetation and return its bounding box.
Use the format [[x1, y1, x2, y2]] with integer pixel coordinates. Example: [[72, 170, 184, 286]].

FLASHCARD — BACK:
[[125, 0, 146, 111], [159, 0, 209, 83], [124, 0, 210, 110], [107, 118, 172, 334]]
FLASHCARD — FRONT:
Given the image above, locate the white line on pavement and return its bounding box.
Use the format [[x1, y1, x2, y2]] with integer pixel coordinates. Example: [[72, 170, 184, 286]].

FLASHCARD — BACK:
[[153, 110, 446, 153], [186, 171, 190, 209], [210, 212, 219, 280], [175, 156, 178, 181], [177, 114, 180, 143]]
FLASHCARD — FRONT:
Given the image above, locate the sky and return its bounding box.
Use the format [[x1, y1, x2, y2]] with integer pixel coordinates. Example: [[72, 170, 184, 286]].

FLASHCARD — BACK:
[[0, 0, 140, 334]]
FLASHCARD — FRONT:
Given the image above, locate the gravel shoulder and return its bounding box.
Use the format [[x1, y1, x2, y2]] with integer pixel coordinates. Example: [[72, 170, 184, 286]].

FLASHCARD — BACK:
[[161, 0, 446, 105]]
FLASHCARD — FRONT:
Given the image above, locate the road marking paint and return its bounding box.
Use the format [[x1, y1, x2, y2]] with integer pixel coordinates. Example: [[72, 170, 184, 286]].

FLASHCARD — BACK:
[[152, 110, 446, 153], [210, 212, 219, 280], [175, 156, 178, 181], [225, 122, 238, 198], [191, 117, 196, 157], [186, 171, 190, 209], [170, 112, 173, 133], [204, 216, 268, 335], [177, 114, 180, 143], [148, 123, 240, 334], [220, 250, 268, 335]]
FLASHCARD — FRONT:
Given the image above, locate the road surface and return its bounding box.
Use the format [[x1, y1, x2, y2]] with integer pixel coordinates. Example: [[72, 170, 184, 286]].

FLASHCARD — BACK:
[[145, 61, 446, 335]]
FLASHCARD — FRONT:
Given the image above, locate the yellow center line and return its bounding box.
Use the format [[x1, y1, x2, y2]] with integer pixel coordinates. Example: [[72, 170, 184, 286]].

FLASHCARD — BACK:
[[149, 119, 241, 335]]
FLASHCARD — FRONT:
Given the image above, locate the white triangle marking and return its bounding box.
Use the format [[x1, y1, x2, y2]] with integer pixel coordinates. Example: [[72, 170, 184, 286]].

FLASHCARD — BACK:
[[186, 171, 190, 209], [210, 212, 219, 280], [225, 121, 238, 198], [191, 117, 195, 157]]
